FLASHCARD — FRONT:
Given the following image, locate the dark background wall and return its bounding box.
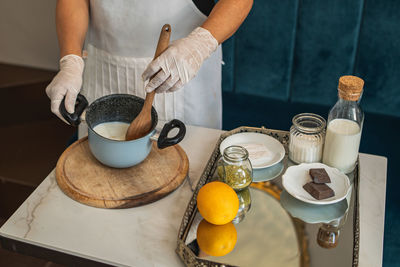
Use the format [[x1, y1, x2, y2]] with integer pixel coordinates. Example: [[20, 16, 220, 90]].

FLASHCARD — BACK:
[[222, 0, 400, 118]]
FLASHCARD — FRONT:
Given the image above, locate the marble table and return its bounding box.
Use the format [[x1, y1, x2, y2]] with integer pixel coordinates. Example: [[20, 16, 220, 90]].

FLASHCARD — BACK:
[[0, 126, 387, 267]]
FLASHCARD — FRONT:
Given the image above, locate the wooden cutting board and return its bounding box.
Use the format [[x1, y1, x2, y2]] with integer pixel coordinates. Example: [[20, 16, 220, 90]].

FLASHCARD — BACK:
[[56, 137, 189, 209]]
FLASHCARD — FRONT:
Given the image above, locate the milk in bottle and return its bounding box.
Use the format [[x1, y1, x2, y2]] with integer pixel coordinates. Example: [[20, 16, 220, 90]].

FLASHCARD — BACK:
[[322, 75, 364, 174]]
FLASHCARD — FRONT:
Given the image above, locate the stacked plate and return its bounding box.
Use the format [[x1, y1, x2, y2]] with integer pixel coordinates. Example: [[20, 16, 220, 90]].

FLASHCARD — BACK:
[[281, 163, 352, 223], [219, 132, 286, 182]]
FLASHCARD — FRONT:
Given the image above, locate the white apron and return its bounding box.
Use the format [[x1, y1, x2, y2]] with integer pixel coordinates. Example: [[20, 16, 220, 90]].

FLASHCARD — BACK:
[[79, 0, 222, 137]]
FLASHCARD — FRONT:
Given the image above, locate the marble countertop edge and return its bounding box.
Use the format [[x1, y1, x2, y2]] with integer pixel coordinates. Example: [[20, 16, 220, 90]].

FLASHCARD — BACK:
[[0, 232, 129, 267], [358, 154, 387, 267]]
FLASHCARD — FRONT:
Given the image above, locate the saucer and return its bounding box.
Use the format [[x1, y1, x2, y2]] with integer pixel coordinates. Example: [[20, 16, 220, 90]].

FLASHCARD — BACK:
[[252, 161, 284, 182], [282, 163, 351, 205], [220, 132, 285, 169], [280, 190, 349, 224]]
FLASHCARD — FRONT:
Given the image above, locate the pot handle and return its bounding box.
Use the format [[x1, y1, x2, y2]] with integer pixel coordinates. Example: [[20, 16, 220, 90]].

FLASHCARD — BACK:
[[157, 119, 186, 149], [59, 93, 88, 127]]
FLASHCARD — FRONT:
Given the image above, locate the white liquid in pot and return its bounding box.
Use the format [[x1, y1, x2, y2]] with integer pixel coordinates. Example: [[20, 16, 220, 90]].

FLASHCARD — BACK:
[[93, 122, 130, 141], [322, 119, 362, 173]]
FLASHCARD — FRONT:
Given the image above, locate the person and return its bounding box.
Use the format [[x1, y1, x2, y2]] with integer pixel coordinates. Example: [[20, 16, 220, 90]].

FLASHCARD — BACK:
[[46, 0, 253, 136]]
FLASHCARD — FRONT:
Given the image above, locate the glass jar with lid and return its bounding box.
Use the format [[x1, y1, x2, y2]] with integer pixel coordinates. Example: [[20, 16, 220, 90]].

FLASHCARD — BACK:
[[322, 75, 364, 174], [217, 145, 253, 191], [289, 113, 326, 164]]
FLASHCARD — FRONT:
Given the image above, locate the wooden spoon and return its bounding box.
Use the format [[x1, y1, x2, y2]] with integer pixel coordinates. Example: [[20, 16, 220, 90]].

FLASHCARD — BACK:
[[125, 24, 171, 141]]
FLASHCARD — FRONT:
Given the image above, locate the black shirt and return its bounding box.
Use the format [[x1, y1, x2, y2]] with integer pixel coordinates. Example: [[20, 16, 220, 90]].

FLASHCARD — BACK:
[[193, 0, 215, 16]]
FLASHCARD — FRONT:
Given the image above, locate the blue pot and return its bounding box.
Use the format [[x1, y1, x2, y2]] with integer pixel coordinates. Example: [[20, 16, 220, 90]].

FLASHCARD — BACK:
[[60, 94, 186, 168]]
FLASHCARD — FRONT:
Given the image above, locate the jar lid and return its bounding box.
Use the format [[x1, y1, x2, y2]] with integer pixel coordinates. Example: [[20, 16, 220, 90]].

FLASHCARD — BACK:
[[223, 145, 249, 162], [292, 113, 326, 134], [338, 75, 364, 101]]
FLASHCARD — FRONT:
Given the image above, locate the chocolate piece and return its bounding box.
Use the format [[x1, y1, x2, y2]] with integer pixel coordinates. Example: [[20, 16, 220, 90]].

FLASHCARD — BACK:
[[309, 168, 331, 184], [303, 182, 335, 200]]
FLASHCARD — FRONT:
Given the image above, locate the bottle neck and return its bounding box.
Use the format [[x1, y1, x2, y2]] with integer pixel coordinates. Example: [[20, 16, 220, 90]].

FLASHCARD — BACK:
[[328, 95, 364, 126], [337, 97, 359, 105]]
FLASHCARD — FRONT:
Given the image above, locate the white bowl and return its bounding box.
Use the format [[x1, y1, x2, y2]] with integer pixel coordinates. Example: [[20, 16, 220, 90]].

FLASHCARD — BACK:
[[220, 132, 285, 169], [282, 163, 351, 205]]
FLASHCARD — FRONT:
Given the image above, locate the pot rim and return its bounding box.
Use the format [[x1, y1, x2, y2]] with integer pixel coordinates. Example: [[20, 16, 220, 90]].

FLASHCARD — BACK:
[[89, 125, 156, 143]]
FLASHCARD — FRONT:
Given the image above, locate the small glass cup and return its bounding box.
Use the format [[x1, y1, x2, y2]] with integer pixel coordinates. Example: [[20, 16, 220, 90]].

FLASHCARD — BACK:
[[217, 145, 253, 191], [289, 113, 326, 164], [317, 212, 348, 249], [233, 187, 252, 224]]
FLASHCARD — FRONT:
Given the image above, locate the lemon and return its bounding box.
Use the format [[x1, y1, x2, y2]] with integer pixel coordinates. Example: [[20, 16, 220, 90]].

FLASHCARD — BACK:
[[197, 181, 239, 225], [197, 219, 237, 257]]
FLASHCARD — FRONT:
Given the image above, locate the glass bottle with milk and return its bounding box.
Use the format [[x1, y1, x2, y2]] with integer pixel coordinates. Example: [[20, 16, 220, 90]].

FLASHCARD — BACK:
[[322, 75, 364, 174]]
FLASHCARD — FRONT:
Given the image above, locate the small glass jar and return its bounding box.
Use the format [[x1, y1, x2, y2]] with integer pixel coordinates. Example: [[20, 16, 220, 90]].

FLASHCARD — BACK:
[[233, 187, 252, 224], [317, 212, 348, 249], [289, 113, 326, 164], [217, 145, 253, 191]]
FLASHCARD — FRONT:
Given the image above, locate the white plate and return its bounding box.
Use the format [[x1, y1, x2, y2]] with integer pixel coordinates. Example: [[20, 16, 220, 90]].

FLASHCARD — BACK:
[[282, 163, 351, 205], [253, 160, 284, 182], [220, 132, 285, 169]]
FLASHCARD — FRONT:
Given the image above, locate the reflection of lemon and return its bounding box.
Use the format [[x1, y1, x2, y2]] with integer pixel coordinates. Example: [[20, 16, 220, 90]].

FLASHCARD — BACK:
[[197, 181, 239, 225], [197, 219, 237, 257]]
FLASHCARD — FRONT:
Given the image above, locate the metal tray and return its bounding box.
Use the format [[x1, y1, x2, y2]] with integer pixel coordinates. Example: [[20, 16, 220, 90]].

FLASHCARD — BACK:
[[176, 126, 359, 267]]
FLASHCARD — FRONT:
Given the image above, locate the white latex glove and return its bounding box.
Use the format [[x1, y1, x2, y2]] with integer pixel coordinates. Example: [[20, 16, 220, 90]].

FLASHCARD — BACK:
[[142, 27, 218, 93], [45, 54, 84, 123]]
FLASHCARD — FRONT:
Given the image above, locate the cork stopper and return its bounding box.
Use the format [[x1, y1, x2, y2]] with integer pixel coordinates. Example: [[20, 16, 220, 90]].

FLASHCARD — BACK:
[[338, 75, 364, 101]]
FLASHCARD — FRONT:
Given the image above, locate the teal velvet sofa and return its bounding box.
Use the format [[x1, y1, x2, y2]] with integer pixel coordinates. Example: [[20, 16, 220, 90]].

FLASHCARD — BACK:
[[220, 0, 400, 266]]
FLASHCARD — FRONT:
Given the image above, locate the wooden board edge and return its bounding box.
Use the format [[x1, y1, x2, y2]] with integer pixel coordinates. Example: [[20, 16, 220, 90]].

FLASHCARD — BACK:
[[58, 139, 169, 201], [56, 141, 189, 209]]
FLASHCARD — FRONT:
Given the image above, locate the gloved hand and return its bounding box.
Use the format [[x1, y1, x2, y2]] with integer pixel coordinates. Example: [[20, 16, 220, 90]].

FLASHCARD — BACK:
[[45, 54, 84, 123], [142, 27, 218, 93]]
